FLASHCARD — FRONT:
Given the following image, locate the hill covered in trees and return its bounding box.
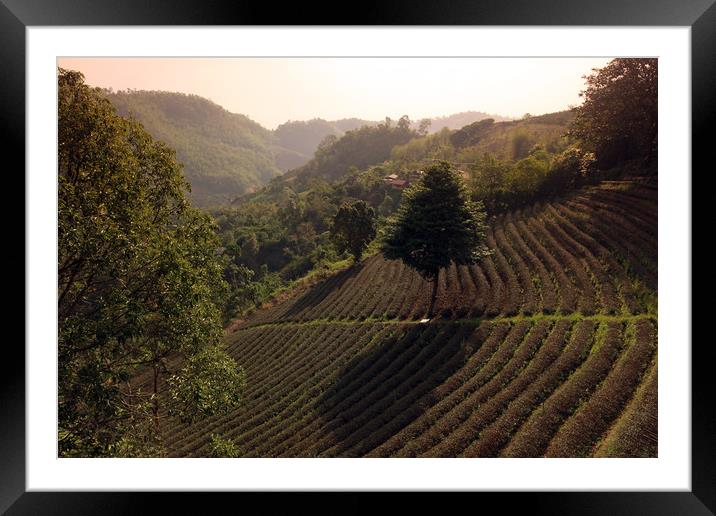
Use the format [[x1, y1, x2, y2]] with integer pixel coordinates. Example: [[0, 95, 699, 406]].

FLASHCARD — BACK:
[[104, 90, 513, 206], [273, 112, 511, 172], [255, 109, 574, 204], [425, 110, 512, 132], [107, 91, 284, 207], [273, 118, 374, 170]]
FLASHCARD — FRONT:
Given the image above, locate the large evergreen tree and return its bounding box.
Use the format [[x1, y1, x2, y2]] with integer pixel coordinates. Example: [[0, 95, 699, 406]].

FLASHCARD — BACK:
[[58, 69, 244, 457], [382, 161, 490, 317]]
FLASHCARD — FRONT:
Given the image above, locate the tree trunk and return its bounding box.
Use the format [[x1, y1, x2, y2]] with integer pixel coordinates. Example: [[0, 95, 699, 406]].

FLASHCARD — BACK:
[[152, 363, 160, 433], [428, 275, 440, 319]]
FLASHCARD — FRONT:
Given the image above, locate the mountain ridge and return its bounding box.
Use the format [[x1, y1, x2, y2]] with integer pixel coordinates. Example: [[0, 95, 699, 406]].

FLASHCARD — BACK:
[[104, 89, 515, 206]]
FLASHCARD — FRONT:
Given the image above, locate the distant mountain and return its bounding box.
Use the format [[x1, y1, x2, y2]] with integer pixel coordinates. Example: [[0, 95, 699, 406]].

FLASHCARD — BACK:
[[273, 118, 376, 171], [282, 119, 417, 186], [107, 90, 283, 207], [423, 111, 513, 133], [272, 113, 512, 171], [104, 89, 515, 206]]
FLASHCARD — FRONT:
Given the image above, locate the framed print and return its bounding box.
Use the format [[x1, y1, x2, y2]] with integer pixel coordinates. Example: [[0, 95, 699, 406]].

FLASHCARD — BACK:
[[5, 0, 714, 513]]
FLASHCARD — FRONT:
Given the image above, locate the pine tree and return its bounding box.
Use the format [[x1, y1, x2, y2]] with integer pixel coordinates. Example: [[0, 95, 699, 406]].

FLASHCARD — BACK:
[[382, 161, 490, 317]]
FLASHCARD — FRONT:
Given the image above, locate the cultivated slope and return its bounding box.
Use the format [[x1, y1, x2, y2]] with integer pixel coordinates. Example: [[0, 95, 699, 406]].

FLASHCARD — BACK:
[[163, 179, 658, 458]]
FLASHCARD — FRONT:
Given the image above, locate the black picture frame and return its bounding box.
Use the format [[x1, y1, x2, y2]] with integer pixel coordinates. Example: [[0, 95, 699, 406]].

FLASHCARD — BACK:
[[4, 0, 713, 513]]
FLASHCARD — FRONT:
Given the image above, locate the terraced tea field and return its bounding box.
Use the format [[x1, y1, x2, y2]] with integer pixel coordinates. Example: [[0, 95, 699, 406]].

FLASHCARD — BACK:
[[162, 178, 658, 457]]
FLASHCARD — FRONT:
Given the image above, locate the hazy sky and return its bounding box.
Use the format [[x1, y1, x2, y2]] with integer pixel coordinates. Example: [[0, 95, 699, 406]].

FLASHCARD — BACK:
[[58, 57, 612, 129]]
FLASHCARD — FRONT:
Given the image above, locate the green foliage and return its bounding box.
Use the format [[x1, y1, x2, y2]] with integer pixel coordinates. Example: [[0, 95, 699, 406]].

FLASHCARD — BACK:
[[378, 193, 395, 217], [168, 346, 246, 424], [331, 200, 377, 262], [466, 145, 598, 214], [382, 161, 490, 280], [273, 118, 374, 163], [210, 160, 403, 321], [58, 69, 242, 456], [467, 154, 515, 212], [106, 90, 282, 207], [568, 58, 657, 171], [390, 111, 572, 168], [287, 116, 418, 185], [511, 129, 531, 159], [222, 261, 257, 322], [209, 434, 243, 458], [390, 128, 455, 167], [426, 111, 511, 132], [449, 118, 495, 148]]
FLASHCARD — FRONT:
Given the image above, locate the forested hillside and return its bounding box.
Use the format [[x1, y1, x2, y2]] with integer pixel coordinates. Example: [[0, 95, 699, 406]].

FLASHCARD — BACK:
[[273, 118, 374, 167], [104, 90, 515, 207], [108, 90, 283, 206], [425, 110, 512, 132], [58, 71, 245, 457], [273, 112, 511, 171], [281, 116, 420, 184]]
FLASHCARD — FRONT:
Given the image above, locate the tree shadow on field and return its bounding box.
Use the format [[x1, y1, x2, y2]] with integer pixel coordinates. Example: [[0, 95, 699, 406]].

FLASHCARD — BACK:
[[280, 262, 362, 320], [311, 321, 480, 457]]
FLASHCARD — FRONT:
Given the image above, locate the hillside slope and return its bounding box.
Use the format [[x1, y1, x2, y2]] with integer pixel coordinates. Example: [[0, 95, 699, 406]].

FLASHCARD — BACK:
[[273, 118, 374, 170], [426, 110, 513, 133], [105, 90, 519, 206], [107, 90, 283, 207], [160, 178, 657, 458], [273, 113, 512, 172]]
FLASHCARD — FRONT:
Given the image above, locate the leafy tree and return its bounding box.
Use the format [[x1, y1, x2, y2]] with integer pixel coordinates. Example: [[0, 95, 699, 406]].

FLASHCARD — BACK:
[[378, 193, 395, 217], [222, 261, 256, 321], [167, 346, 246, 424], [418, 118, 432, 136], [468, 154, 513, 212], [58, 68, 244, 456], [330, 200, 377, 262], [382, 161, 490, 317], [568, 58, 657, 170], [277, 187, 303, 227], [511, 129, 531, 160], [209, 434, 242, 458], [240, 233, 260, 267]]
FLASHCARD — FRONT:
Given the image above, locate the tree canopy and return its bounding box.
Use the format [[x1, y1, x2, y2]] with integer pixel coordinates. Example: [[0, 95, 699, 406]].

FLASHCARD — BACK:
[[58, 68, 244, 456], [382, 161, 490, 279], [330, 200, 377, 262], [285, 116, 418, 186], [568, 58, 657, 170]]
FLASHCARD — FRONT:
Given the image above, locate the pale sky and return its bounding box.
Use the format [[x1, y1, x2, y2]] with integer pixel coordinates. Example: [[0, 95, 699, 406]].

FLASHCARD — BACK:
[[58, 57, 612, 129]]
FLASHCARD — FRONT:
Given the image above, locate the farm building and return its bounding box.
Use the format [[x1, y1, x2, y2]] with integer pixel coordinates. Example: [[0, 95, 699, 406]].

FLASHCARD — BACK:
[[388, 179, 409, 189]]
